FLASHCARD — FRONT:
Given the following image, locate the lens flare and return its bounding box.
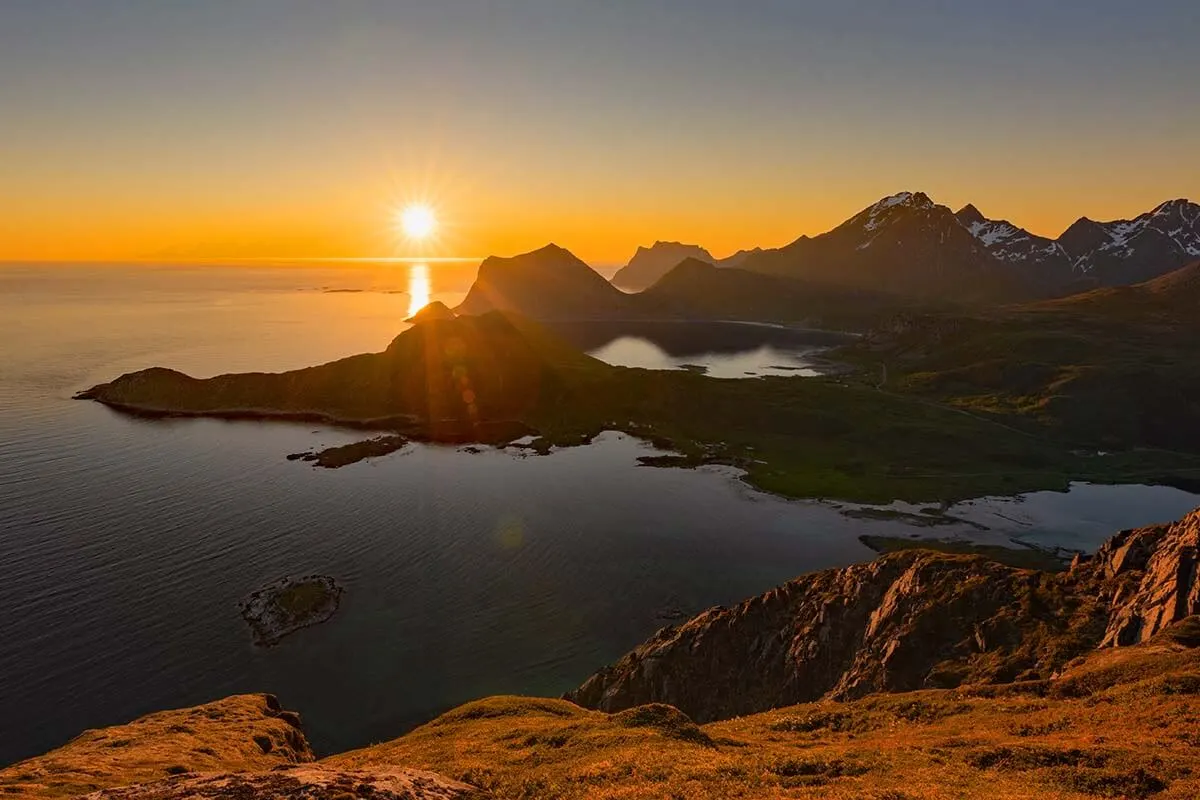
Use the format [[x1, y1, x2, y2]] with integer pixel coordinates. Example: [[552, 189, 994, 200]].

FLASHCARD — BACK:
[[397, 204, 437, 240]]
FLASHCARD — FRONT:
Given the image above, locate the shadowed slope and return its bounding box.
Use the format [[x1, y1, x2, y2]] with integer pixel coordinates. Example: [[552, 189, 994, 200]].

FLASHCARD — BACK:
[[611, 241, 714, 290], [848, 261, 1200, 451], [641, 258, 909, 326]]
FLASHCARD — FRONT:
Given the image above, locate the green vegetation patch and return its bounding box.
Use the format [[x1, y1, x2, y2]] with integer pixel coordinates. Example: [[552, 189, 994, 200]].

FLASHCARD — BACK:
[[859, 535, 1069, 572]]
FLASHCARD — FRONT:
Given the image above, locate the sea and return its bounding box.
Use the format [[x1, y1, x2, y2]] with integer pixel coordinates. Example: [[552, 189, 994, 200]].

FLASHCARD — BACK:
[[1, 260, 1197, 766]]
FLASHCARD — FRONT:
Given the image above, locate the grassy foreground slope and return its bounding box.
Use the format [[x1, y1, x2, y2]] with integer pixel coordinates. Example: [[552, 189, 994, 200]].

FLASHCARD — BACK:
[[329, 631, 1200, 800], [6, 625, 1197, 799]]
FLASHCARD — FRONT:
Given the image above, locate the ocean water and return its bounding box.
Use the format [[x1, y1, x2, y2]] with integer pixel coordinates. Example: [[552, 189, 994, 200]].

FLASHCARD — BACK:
[[1, 262, 1197, 767]]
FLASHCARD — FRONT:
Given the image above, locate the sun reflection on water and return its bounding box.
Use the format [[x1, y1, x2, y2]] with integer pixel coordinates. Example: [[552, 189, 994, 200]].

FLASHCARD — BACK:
[[407, 263, 430, 318]]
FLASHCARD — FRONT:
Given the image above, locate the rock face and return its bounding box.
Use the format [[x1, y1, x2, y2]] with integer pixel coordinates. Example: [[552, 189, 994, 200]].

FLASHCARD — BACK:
[[568, 508, 1200, 722], [1100, 510, 1200, 646], [611, 241, 715, 290], [79, 766, 488, 800], [0, 694, 313, 799]]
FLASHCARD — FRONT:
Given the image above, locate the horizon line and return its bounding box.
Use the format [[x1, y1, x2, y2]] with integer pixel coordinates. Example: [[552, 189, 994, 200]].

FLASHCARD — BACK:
[[0, 256, 489, 265]]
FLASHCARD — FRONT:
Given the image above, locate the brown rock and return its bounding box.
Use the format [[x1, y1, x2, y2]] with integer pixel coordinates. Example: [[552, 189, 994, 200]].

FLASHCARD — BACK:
[[1100, 510, 1200, 646], [0, 694, 313, 799], [569, 507, 1200, 723], [77, 766, 488, 800]]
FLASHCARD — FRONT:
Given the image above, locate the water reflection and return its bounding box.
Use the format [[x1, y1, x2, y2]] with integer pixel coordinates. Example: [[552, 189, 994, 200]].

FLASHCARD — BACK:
[[407, 262, 431, 317], [546, 321, 851, 378]]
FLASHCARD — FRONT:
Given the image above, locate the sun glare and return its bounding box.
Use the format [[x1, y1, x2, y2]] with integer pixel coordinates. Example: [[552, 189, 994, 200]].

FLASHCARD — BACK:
[[398, 204, 437, 241]]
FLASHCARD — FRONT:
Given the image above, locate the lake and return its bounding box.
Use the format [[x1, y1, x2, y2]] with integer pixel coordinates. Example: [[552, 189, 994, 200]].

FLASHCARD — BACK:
[[1, 261, 1197, 767]]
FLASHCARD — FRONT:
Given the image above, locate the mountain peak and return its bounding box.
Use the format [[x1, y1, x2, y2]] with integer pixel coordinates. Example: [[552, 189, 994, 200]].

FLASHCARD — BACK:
[[613, 242, 714, 290], [955, 203, 985, 226], [1152, 198, 1193, 214], [871, 191, 935, 212]]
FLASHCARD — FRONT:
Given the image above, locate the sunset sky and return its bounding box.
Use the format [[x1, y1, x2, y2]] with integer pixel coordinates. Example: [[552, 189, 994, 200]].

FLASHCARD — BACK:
[[2, 0, 1197, 265]]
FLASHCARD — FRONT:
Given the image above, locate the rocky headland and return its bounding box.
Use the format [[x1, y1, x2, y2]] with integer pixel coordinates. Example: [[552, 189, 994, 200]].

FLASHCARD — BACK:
[[567, 509, 1200, 721]]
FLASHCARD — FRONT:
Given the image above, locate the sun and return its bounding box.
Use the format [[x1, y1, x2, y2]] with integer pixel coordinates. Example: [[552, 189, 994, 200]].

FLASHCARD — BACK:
[[398, 204, 437, 241]]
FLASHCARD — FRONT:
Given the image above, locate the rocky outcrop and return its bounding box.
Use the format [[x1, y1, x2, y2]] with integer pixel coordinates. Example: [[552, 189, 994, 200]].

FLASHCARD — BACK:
[[79, 766, 488, 800], [1099, 510, 1200, 646], [0, 694, 313, 798], [569, 507, 1200, 722], [239, 575, 343, 646], [567, 551, 1104, 720]]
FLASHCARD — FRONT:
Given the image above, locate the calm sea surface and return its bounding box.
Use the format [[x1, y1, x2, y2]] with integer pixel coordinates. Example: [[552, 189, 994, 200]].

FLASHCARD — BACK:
[[1, 262, 1197, 766]]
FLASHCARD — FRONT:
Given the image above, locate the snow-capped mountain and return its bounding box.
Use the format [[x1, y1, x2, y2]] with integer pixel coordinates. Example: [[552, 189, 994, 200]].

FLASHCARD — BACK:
[[629, 193, 1200, 303], [954, 205, 1071, 267], [1058, 199, 1200, 285], [956, 198, 1200, 290], [738, 192, 1021, 301]]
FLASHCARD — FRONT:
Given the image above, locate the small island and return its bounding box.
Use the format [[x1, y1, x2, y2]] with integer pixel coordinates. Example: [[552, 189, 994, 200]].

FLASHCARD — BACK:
[[239, 575, 343, 647]]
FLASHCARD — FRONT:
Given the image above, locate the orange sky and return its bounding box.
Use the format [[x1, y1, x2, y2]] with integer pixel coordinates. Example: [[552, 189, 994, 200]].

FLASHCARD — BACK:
[[2, 2, 1197, 266]]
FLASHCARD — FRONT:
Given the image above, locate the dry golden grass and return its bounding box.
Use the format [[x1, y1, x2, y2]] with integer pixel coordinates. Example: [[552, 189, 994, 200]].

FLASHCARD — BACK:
[[6, 633, 1197, 799], [0, 694, 311, 799], [328, 640, 1200, 800]]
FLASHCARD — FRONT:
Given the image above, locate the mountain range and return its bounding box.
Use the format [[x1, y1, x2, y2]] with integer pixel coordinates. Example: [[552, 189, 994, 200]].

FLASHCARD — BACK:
[[456, 245, 906, 327], [611, 193, 1200, 301]]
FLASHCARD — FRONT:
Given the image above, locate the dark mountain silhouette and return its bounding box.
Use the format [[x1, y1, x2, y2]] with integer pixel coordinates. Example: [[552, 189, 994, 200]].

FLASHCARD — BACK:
[[455, 244, 631, 319], [405, 300, 457, 323], [611, 242, 768, 291], [77, 311, 603, 439], [454, 198, 1199, 325], [611, 241, 715, 290], [639, 258, 903, 327], [737, 192, 1024, 302], [714, 247, 764, 268]]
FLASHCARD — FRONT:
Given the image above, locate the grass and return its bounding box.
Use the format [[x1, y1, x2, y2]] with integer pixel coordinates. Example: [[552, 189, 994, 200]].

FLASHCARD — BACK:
[[0, 695, 311, 798], [859, 535, 1069, 572], [324, 632, 1200, 799], [7, 629, 1200, 799], [275, 581, 336, 622], [527, 364, 1200, 503]]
